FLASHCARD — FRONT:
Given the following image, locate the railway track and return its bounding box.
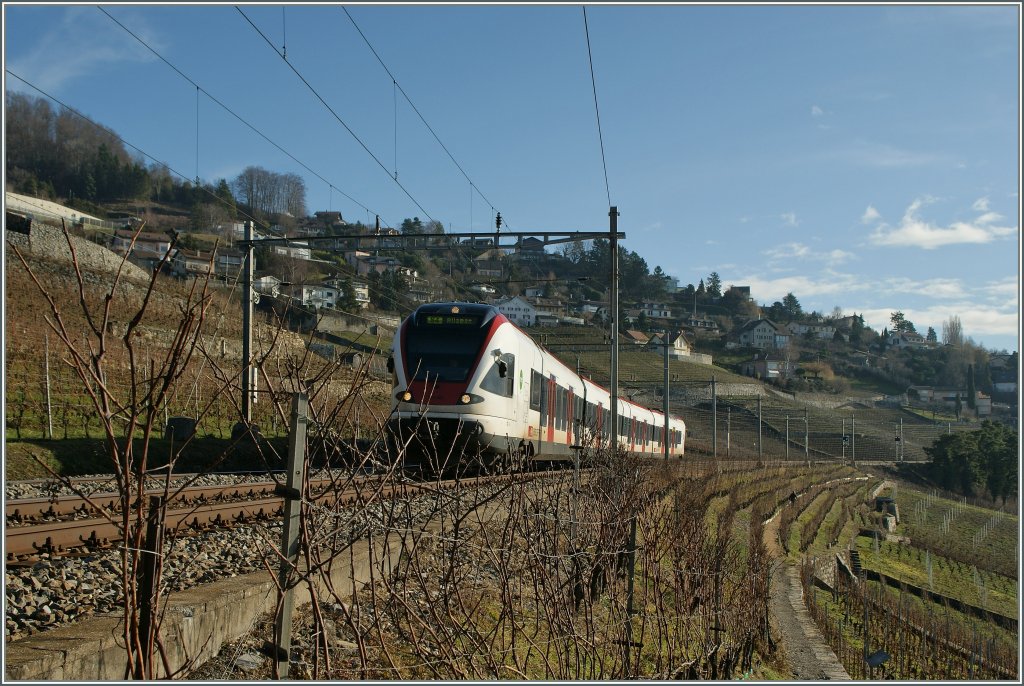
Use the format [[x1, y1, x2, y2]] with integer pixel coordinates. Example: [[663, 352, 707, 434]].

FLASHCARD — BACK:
[[4, 471, 526, 561]]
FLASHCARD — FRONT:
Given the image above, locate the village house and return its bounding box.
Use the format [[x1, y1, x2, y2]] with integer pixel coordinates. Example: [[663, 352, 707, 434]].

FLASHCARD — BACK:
[[494, 295, 537, 326], [110, 229, 172, 261], [889, 331, 929, 349], [735, 319, 791, 350], [786, 322, 838, 341], [741, 351, 792, 380]]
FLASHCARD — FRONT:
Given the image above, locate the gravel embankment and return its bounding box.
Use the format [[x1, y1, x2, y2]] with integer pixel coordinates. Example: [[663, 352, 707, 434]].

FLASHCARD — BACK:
[[5, 477, 496, 641], [6, 223, 151, 283]]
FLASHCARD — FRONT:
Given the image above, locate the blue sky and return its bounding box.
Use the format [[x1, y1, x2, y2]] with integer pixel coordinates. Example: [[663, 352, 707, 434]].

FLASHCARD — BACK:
[[4, 3, 1020, 352]]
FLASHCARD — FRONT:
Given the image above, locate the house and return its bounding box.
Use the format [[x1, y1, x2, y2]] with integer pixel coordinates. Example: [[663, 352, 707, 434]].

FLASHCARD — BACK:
[[473, 248, 506, 277], [725, 285, 752, 301], [253, 275, 282, 298], [494, 296, 537, 326], [786, 322, 837, 341], [110, 229, 172, 260], [352, 255, 401, 277], [290, 283, 339, 309], [515, 236, 545, 259], [909, 387, 991, 416], [272, 240, 312, 261], [215, 249, 246, 278], [530, 297, 564, 318], [640, 303, 673, 319], [323, 277, 370, 309], [683, 314, 720, 332], [736, 319, 791, 350], [523, 285, 546, 298], [741, 351, 792, 380], [170, 248, 215, 277], [889, 332, 928, 349], [622, 330, 650, 346], [989, 353, 1018, 394], [645, 331, 691, 359]]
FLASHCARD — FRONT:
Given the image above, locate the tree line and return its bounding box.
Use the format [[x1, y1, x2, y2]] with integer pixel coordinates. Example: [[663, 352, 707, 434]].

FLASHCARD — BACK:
[[923, 421, 1017, 505], [5, 92, 306, 231]]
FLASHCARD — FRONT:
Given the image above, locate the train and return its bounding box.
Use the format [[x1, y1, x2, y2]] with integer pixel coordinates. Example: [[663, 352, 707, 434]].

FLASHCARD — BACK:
[[385, 301, 686, 472]]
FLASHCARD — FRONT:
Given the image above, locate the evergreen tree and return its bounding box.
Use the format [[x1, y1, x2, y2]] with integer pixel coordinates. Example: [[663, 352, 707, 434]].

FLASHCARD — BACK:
[[706, 271, 722, 297], [926, 326, 938, 343], [782, 292, 803, 319], [967, 364, 976, 409]]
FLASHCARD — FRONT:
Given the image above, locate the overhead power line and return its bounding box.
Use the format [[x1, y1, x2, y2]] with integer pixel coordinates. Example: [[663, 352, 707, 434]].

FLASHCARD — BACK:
[[340, 6, 506, 229], [235, 6, 439, 227], [582, 7, 612, 207], [96, 6, 389, 228]]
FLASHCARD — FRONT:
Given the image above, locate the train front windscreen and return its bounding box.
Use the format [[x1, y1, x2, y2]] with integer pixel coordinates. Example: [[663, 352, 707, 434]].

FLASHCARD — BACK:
[[405, 314, 488, 383]]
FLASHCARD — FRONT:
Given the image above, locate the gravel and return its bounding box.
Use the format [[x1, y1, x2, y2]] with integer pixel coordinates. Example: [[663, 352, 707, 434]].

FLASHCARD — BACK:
[[5, 476, 504, 641]]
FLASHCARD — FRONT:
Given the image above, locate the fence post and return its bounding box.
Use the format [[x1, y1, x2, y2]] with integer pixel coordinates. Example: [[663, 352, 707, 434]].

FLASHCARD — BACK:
[[273, 392, 308, 679], [757, 395, 762, 462], [44, 332, 53, 439], [137, 495, 164, 679], [711, 375, 717, 458]]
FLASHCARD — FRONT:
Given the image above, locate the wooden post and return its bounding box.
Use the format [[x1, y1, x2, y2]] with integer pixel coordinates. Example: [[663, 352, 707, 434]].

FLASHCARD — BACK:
[[44, 332, 53, 439], [711, 375, 717, 458], [137, 495, 164, 679], [273, 392, 308, 679]]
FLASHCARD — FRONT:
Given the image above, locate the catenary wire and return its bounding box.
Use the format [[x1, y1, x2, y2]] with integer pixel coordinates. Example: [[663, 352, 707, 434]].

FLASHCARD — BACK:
[[340, 6, 507, 229], [235, 6, 439, 227], [96, 6, 390, 228], [582, 7, 612, 208], [6, 70, 273, 235]]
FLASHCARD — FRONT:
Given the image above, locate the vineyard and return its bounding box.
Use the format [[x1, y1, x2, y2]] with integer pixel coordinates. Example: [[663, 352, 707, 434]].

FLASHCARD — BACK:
[[796, 484, 1018, 679]]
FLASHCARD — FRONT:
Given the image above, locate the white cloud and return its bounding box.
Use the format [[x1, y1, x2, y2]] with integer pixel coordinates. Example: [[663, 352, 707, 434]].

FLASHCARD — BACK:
[[811, 105, 824, 117], [861, 206, 881, 224], [972, 197, 991, 212], [7, 7, 160, 93], [868, 197, 1018, 249], [859, 305, 1018, 341], [764, 242, 854, 266], [780, 212, 799, 228], [641, 221, 664, 232]]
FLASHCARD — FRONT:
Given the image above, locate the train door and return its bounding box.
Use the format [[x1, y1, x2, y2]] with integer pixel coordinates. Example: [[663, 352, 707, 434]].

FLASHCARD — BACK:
[[566, 388, 574, 446], [546, 376, 556, 444]]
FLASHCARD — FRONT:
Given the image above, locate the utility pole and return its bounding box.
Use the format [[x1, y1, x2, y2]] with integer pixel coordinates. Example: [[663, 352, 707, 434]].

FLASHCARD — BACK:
[[663, 332, 670, 461], [804, 408, 809, 464], [241, 220, 255, 426], [609, 206, 619, 452], [785, 416, 790, 460], [852, 414, 856, 464], [757, 395, 762, 462], [726, 407, 731, 457], [711, 375, 717, 458]]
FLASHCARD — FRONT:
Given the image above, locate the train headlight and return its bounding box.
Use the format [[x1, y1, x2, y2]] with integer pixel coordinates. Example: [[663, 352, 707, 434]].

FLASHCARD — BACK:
[[459, 394, 472, 404], [399, 390, 413, 402]]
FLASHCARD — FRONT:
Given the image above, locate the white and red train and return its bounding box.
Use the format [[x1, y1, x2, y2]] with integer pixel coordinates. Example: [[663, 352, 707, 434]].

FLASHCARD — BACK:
[[386, 302, 686, 469]]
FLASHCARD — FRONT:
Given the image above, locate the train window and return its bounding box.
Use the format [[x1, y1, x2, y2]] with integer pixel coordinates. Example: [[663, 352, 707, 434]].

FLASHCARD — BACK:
[[540, 380, 549, 426], [405, 324, 487, 383], [480, 355, 514, 397], [530, 370, 542, 411], [561, 387, 569, 430]]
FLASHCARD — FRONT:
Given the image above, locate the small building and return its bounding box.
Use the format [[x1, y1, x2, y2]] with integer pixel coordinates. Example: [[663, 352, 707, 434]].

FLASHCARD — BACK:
[[741, 351, 792, 380], [494, 295, 537, 326], [736, 319, 791, 350]]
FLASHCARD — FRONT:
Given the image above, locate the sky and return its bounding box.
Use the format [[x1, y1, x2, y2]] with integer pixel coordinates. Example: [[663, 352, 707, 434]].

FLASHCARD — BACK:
[[3, 3, 1021, 353]]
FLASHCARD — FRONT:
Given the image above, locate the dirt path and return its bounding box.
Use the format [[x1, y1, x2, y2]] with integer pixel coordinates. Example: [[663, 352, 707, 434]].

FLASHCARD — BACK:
[[764, 504, 851, 680]]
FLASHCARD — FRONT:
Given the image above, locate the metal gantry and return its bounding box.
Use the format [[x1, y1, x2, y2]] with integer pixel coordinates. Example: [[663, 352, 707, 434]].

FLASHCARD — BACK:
[[237, 216, 627, 443]]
